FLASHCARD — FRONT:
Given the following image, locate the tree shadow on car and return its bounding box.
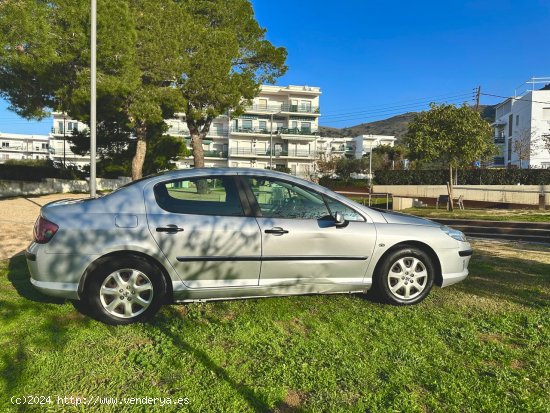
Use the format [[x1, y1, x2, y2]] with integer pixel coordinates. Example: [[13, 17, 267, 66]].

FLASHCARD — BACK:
[[7, 254, 65, 304]]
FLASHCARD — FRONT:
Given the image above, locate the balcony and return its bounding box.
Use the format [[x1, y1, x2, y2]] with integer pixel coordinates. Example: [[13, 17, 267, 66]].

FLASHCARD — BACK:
[[51, 127, 80, 135], [243, 103, 320, 115], [203, 150, 228, 158], [231, 127, 272, 135], [280, 104, 320, 114], [228, 147, 318, 158], [279, 127, 319, 137]]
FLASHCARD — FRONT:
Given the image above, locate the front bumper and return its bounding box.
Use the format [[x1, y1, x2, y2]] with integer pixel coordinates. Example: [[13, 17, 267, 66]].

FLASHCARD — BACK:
[[439, 242, 472, 288]]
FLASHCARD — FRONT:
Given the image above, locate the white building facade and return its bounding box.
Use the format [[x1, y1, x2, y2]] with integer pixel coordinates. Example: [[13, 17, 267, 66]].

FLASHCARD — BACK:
[[493, 77, 550, 169], [49, 113, 91, 168], [0, 132, 50, 162], [1, 85, 396, 177], [169, 85, 322, 178]]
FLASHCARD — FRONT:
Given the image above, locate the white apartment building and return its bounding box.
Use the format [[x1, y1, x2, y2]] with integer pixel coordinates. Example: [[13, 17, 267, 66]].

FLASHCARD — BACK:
[[49, 113, 91, 168], [169, 85, 322, 178], [1, 85, 396, 178], [493, 77, 550, 169], [0, 132, 50, 162]]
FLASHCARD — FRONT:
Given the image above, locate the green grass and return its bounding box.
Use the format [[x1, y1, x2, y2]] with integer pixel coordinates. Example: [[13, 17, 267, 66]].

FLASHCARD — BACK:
[[1, 243, 549, 412], [404, 207, 550, 223]]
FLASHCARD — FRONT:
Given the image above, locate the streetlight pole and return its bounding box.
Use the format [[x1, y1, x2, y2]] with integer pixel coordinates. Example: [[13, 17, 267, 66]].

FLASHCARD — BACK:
[[63, 115, 66, 167], [369, 146, 373, 191], [90, 0, 97, 197]]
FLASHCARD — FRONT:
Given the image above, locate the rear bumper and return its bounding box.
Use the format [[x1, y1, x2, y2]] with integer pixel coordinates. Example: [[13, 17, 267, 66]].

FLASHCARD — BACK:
[[29, 278, 79, 300]]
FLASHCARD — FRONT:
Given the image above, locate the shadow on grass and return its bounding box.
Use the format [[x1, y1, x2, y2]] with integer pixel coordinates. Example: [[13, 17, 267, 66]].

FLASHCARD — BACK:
[[2, 255, 90, 411], [151, 307, 275, 412], [454, 250, 550, 308]]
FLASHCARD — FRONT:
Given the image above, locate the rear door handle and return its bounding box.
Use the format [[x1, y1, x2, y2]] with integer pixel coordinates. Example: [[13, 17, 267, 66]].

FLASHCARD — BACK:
[[265, 227, 289, 235], [156, 225, 184, 234]]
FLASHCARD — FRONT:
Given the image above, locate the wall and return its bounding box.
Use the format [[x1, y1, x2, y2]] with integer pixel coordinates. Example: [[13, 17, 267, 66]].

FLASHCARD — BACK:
[[0, 177, 131, 198], [373, 185, 550, 206]]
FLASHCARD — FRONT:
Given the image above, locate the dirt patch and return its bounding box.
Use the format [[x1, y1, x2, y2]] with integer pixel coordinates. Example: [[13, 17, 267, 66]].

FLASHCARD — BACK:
[[0, 193, 86, 260], [272, 389, 307, 412]]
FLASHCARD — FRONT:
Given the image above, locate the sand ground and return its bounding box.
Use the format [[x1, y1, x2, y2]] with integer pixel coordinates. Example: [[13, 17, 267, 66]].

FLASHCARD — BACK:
[[0, 193, 86, 260]]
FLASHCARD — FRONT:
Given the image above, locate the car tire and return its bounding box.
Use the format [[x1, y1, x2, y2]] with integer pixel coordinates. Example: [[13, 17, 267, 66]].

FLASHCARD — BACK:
[[374, 247, 435, 305], [84, 256, 167, 325]]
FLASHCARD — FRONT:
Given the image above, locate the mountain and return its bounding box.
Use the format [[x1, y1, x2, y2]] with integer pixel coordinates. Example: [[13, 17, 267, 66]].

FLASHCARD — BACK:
[[320, 105, 496, 142]]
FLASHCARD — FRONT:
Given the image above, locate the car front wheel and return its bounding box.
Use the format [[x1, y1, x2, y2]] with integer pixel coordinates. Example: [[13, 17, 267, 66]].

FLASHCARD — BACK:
[[84, 257, 167, 325], [374, 247, 435, 305]]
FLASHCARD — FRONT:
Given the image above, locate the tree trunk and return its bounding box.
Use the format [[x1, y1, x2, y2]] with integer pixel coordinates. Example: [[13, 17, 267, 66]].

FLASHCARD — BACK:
[[447, 165, 454, 211], [191, 132, 205, 168], [131, 123, 147, 180]]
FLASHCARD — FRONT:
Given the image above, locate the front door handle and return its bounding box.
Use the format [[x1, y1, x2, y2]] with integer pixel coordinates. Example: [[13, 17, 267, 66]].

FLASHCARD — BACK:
[[156, 225, 184, 234], [265, 227, 289, 235]]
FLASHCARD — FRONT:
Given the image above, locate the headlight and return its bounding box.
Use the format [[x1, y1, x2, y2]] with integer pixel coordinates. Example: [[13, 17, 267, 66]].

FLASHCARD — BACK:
[[440, 225, 467, 242]]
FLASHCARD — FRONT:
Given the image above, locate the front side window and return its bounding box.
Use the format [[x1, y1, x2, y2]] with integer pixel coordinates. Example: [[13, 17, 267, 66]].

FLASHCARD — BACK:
[[323, 197, 365, 222], [154, 177, 243, 216], [246, 177, 330, 220]]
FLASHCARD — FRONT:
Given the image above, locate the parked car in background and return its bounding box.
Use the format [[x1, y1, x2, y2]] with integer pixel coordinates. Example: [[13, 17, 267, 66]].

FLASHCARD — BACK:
[[26, 168, 472, 324]]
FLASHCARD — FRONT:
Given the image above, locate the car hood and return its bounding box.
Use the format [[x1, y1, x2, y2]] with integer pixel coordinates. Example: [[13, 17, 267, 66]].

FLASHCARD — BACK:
[[371, 208, 441, 227]]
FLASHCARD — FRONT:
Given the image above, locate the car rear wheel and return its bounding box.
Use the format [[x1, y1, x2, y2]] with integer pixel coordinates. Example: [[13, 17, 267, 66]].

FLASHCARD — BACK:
[[374, 247, 434, 305], [84, 257, 166, 325]]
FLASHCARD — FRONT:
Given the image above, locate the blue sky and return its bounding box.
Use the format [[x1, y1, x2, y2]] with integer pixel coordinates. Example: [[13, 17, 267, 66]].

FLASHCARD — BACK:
[[1, 0, 549, 134]]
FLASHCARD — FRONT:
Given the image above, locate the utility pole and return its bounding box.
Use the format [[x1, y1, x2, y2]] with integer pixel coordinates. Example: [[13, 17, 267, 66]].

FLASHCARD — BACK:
[[90, 0, 97, 197], [475, 86, 481, 110]]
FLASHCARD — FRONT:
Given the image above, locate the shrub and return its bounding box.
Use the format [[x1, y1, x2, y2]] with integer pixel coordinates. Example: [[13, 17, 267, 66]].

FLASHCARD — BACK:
[[373, 169, 550, 185], [0, 162, 85, 181]]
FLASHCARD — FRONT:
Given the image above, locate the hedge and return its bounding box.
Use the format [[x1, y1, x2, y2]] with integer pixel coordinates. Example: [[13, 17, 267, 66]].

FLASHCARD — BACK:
[[373, 169, 550, 185], [0, 164, 85, 182]]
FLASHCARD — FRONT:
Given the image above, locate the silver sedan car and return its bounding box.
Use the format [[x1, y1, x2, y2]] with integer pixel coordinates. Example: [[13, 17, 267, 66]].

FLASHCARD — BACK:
[[26, 168, 472, 324]]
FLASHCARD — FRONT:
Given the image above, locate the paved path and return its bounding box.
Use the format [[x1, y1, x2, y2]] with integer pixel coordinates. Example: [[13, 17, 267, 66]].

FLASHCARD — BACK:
[[0, 194, 85, 260]]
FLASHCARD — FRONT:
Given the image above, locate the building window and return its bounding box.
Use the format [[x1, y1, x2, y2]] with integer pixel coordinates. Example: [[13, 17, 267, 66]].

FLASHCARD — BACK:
[[291, 121, 298, 129], [516, 115, 519, 126], [68, 121, 78, 131], [507, 138, 512, 162], [242, 119, 253, 131], [258, 99, 268, 109], [259, 120, 267, 130], [301, 101, 312, 112], [1, 142, 8, 148], [42, 143, 48, 149], [301, 122, 311, 133], [57, 121, 64, 133], [542, 108, 550, 120], [508, 114, 513, 136]]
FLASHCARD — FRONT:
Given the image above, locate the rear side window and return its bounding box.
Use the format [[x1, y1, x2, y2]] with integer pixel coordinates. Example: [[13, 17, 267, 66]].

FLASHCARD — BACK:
[[154, 177, 243, 216]]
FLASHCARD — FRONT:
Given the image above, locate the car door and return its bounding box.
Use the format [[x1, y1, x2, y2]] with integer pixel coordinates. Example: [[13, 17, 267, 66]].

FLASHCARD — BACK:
[[144, 175, 261, 289], [241, 176, 377, 286]]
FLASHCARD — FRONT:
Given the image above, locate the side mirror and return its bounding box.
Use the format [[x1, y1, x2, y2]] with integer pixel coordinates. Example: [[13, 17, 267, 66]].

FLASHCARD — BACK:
[[334, 211, 348, 228]]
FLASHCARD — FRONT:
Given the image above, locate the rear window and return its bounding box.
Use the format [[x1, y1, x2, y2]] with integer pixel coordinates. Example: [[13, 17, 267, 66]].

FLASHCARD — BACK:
[[153, 177, 243, 216]]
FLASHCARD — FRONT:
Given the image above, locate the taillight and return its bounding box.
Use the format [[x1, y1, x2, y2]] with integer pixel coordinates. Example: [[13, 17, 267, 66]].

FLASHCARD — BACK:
[[33, 216, 59, 244]]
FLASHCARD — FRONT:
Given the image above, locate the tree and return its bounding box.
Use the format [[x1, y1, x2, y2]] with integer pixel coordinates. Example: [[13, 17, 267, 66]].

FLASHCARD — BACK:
[[513, 128, 536, 169], [176, 0, 287, 168], [373, 144, 408, 170], [405, 103, 495, 210], [0, 0, 189, 180], [316, 153, 338, 177]]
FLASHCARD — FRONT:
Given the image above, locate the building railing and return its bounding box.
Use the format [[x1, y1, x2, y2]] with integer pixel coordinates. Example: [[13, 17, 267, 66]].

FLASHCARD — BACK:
[[51, 127, 81, 134], [243, 104, 320, 114], [0, 146, 49, 153], [279, 127, 319, 136], [494, 137, 505, 144], [229, 148, 317, 158], [231, 127, 272, 134], [203, 150, 228, 158]]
